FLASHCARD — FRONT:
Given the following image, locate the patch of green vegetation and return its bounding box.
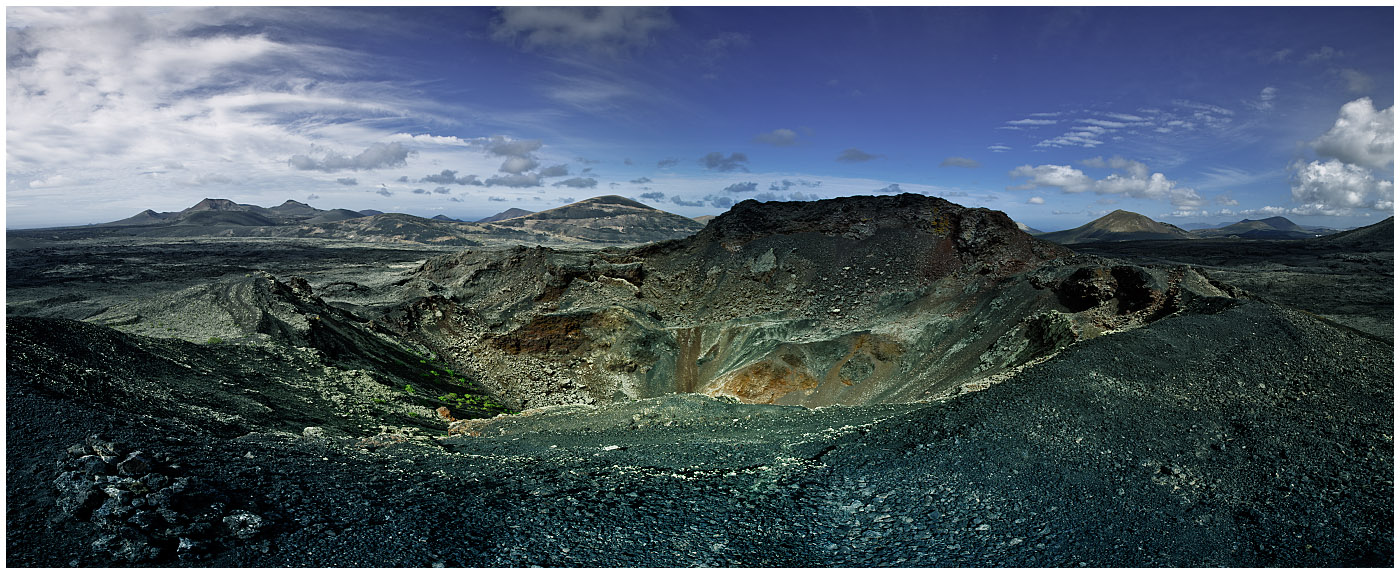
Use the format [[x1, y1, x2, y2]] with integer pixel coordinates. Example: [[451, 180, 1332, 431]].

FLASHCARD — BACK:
[[404, 384, 417, 395], [373, 398, 387, 404], [205, 337, 223, 345]]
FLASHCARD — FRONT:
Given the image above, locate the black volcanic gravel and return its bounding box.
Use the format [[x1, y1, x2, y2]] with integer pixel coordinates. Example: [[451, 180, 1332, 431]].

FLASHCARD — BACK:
[[7, 299, 1391, 567]]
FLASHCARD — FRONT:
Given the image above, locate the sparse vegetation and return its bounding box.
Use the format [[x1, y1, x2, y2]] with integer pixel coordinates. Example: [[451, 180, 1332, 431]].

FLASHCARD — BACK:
[[205, 337, 223, 345]]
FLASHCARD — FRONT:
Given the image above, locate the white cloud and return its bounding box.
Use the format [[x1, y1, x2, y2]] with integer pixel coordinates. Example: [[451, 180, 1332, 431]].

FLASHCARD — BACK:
[[1010, 160, 1204, 208], [1080, 156, 1149, 179], [1290, 159, 1393, 211], [1311, 97, 1394, 170], [1006, 118, 1058, 126], [1009, 164, 1093, 193], [987, 145, 1011, 153], [1027, 196, 1045, 205], [491, 7, 673, 54], [288, 142, 414, 172]]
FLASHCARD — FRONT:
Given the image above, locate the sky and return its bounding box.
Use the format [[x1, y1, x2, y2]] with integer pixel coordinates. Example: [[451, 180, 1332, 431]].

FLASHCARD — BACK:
[[5, 6, 1395, 230]]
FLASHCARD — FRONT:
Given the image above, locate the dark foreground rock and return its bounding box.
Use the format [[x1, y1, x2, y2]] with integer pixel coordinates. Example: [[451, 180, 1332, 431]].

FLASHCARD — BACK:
[[7, 300, 1391, 567]]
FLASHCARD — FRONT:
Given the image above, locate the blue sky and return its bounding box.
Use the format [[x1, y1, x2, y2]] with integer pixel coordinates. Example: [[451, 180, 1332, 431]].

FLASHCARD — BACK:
[[6, 6, 1394, 230]]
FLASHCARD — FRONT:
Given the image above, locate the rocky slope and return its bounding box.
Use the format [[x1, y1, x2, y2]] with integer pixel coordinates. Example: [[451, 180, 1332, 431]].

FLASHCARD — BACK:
[[374, 194, 1238, 411], [7, 297, 1390, 567], [1040, 210, 1195, 244]]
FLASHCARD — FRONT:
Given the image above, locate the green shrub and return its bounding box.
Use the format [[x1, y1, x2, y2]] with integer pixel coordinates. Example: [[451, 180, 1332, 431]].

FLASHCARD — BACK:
[[205, 337, 223, 345]]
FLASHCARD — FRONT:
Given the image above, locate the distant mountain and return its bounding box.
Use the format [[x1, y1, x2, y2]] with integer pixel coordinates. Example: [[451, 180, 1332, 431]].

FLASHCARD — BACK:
[[1193, 216, 1315, 239], [1177, 221, 1236, 231], [57, 196, 702, 246], [476, 208, 534, 223], [1038, 210, 1194, 244], [693, 215, 717, 225], [487, 195, 705, 243], [1015, 221, 1043, 235]]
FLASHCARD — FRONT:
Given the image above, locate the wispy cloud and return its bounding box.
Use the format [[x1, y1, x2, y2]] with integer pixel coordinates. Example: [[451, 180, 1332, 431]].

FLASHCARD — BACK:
[[836, 148, 881, 163], [491, 7, 674, 55]]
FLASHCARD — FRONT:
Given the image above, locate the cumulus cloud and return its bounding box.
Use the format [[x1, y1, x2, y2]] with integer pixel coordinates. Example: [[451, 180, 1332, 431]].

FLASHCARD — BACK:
[[723, 181, 758, 194], [376, 185, 392, 197], [836, 148, 880, 162], [640, 191, 665, 200], [940, 157, 980, 168], [552, 177, 597, 188], [396, 176, 410, 183], [411, 188, 428, 194], [1291, 159, 1393, 211], [670, 195, 705, 207], [449, 196, 464, 202], [420, 169, 485, 186], [1027, 196, 1045, 205], [753, 128, 799, 147], [1214, 194, 1238, 206], [499, 156, 540, 174], [306, 193, 319, 200], [482, 136, 543, 158], [433, 186, 451, 194], [484, 173, 543, 188], [769, 179, 821, 191], [1009, 159, 1204, 208], [492, 7, 674, 54], [1081, 156, 1149, 179], [539, 164, 570, 177], [336, 177, 358, 186], [873, 183, 903, 194], [488, 196, 508, 202], [421, 169, 463, 185], [289, 142, 414, 172], [657, 158, 679, 168], [705, 195, 733, 209], [630, 177, 652, 184], [700, 152, 749, 172], [1311, 97, 1394, 171]]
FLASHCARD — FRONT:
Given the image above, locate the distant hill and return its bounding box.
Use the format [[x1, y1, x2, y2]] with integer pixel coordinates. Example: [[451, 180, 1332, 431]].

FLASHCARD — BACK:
[[1316, 216, 1393, 250], [1177, 221, 1236, 231], [33, 196, 702, 247], [1193, 216, 1316, 239], [1039, 210, 1194, 244], [477, 208, 534, 223], [1015, 221, 1043, 235], [305, 209, 369, 224], [487, 195, 704, 243]]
